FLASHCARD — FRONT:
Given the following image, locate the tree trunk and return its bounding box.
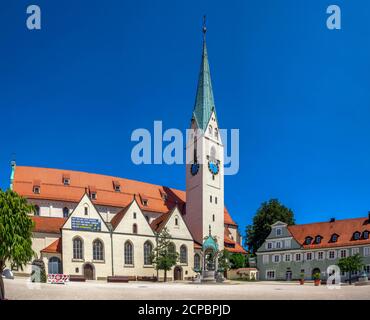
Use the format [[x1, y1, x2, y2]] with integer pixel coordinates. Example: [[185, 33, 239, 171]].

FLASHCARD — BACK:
[[0, 261, 5, 300], [164, 270, 167, 283]]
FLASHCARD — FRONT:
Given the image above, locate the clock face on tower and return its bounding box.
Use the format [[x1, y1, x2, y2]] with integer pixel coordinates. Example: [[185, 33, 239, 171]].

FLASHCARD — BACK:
[[191, 163, 199, 176], [208, 160, 219, 175]]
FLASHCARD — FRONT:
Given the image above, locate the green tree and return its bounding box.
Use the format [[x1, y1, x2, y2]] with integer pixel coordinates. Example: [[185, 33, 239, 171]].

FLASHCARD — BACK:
[[0, 190, 35, 300], [246, 199, 295, 255], [229, 253, 246, 269], [151, 227, 179, 282], [217, 249, 231, 272], [337, 254, 364, 285]]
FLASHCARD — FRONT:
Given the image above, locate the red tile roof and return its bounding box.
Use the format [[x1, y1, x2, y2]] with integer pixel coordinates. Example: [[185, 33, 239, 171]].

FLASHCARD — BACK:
[[41, 238, 62, 254], [31, 216, 66, 234], [14, 166, 237, 226], [224, 227, 247, 254], [288, 217, 370, 249]]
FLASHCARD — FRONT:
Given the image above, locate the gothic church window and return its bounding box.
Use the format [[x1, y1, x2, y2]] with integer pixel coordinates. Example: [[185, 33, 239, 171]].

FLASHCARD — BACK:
[[144, 241, 153, 265], [180, 245, 188, 264], [124, 241, 133, 265], [73, 237, 83, 260], [93, 239, 104, 261]]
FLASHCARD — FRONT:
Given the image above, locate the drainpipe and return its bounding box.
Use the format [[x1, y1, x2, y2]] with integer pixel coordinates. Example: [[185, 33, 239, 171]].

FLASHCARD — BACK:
[[110, 230, 114, 276]]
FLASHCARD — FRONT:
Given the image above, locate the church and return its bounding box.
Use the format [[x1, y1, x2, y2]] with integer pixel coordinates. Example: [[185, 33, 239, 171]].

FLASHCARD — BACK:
[[9, 25, 246, 281]]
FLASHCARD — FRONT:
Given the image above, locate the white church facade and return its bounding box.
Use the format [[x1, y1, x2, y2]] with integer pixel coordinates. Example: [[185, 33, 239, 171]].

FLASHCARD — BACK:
[[9, 25, 246, 281]]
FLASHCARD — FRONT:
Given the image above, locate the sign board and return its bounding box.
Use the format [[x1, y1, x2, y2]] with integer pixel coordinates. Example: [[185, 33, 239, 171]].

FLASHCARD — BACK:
[[71, 217, 101, 232]]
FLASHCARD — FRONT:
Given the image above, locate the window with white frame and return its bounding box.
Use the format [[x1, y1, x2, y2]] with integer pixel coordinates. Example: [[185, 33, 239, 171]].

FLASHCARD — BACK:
[[273, 255, 280, 263], [364, 247, 370, 256], [295, 253, 301, 262], [328, 251, 335, 259], [306, 252, 313, 261], [263, 255, 269, 264], [266, 270, 276, 280], [352, 248, 360, 255], [267, 242, 272, 250], [284, 254, 291, 262], [276, 228, 282, 236], [276, 241, 282, 249], [317, 252, 324, 260], [340, 249, 347, 258]]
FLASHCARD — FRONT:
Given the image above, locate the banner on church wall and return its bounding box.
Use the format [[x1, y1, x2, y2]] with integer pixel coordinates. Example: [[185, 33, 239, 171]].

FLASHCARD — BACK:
[[71, 217, 101, 232]]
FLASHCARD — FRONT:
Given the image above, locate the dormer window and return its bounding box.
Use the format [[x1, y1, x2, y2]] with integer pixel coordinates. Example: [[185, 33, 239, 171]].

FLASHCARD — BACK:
[[160, 190, 168, 201], [305, 237, 313, 245], [113, 181, 121, 192], [315, 236, 322, 244], [63, 174, 70, 186], [276, 228, 282, 236], [330, 234, 338, 243], [363, 231, 369, 240], [353, 232, 361, 240], [89, 186, 97, 200], [140, 194, 149, 206], [33, 180, 41, 194]]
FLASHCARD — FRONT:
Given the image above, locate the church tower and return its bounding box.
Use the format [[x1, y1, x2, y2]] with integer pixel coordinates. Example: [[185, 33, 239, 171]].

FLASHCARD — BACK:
[[185, 19, 224, 250]]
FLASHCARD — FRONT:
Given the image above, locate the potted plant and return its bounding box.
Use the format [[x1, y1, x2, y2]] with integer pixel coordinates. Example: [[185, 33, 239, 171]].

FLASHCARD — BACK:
[[299, 272, 305, 285], [313, 272, 321, 286]]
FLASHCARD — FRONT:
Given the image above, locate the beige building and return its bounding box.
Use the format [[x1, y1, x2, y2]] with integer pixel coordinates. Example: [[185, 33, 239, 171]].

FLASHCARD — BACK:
[[8, 26, 246, 281]]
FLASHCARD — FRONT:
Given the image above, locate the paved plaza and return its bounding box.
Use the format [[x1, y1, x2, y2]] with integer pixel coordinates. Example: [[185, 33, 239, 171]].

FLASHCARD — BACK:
[[3, 277, 370, 300]]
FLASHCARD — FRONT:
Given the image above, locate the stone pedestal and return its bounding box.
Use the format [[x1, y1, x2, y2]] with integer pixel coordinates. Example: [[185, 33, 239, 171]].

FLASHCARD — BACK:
[[202, 270, 216, 283]]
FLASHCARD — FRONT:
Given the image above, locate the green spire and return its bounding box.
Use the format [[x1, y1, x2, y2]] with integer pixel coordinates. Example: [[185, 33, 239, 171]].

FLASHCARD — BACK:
[[192, 16, 216, 131]]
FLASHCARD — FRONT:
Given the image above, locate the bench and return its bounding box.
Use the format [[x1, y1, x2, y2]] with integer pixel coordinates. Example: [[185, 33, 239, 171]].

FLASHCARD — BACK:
[[69, 275, 86, 282], [136, 276, 157, 282], [107, 276, 130, 283]]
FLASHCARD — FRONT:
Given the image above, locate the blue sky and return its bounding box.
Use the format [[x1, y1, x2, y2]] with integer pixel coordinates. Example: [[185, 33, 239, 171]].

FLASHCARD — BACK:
[[1, 0, 370, 233]]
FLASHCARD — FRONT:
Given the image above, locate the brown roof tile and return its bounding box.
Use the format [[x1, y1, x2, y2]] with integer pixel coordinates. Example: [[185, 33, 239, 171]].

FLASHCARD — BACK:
[[14, 166, 238, 226]]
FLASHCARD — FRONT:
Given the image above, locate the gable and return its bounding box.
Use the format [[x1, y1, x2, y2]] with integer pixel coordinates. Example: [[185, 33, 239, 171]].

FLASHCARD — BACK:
[[62, 194, 109, 232], [113, 199, 154, 236], [162, 207, 193, 240]]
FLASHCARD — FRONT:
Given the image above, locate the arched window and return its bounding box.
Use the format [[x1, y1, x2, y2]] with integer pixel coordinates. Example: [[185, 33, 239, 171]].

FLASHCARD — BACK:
[[175, 216, 179, 226], [34, 205, 40, 216], [315, 236, 322, 244], [124, 241, 133, 265], [194, 254, 201, 271], [214, 128, 218, 139], [330, 234, 338, 243], [180, 245, 187, 264], [133, 224, 138, 234], [208, 125, 213, 135], [93, 239, 104, 261], [73, 237, 83, 260], [63, 207, 69, 218], [144, 241, 153, 265], [304, 237, 312, 245], [353, 232, 361, 240], [84, 205, 89, 216], [363, 231, 369, 240]]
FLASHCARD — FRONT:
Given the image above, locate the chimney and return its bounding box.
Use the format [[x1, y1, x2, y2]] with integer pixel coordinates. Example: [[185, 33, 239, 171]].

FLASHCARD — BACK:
[[330, 218, 336, 223]]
